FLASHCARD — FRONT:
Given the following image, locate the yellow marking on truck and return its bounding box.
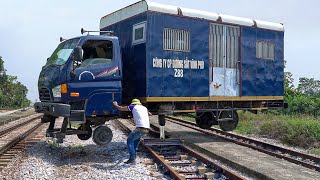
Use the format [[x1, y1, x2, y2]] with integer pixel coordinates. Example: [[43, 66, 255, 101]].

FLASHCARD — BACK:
[[140, 96, 283, 102]]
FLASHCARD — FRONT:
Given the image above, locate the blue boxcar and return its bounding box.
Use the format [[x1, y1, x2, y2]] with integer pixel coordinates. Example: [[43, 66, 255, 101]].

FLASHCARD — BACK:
[[34, 1, 286, 144], [100, 1, 285, 130]]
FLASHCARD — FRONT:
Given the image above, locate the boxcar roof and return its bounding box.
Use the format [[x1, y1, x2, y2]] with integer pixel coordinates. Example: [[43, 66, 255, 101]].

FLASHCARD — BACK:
[[100, 0, 284, 32]]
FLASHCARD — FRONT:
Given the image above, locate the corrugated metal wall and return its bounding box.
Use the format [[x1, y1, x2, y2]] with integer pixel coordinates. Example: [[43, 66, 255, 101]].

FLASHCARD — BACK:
[[209, 24, 224, 69], [209, 24, 240, 68], [209, 23, 240, 96], [226, 26, 240, 69]]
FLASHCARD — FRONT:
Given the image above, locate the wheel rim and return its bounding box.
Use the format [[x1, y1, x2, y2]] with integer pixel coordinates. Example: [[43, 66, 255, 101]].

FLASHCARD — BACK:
[[93, 126, 113, 146], [218, 111, 239, 131]]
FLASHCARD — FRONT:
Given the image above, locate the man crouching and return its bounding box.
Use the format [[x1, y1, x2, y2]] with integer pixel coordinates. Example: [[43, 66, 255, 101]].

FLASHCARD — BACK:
[[113, 99, 151, 164]]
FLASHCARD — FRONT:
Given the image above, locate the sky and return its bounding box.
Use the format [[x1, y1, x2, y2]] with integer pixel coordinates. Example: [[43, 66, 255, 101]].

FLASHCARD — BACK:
[[0, 0, 319, 101]]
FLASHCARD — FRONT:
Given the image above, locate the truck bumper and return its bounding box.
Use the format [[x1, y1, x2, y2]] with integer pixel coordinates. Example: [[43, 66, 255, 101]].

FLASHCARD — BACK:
[[34, 102, 70, 117]]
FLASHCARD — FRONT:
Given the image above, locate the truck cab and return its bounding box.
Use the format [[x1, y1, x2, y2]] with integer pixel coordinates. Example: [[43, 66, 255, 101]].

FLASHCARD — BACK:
[[34, 32, 122, 145]]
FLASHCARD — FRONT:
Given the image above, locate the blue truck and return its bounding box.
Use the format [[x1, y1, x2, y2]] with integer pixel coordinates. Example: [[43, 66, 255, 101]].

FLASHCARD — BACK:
[[34, 1, 286, 144]]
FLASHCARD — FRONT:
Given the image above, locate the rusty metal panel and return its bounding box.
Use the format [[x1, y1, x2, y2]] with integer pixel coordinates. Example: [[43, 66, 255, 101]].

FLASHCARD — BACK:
[[210, 67, 225, 96]]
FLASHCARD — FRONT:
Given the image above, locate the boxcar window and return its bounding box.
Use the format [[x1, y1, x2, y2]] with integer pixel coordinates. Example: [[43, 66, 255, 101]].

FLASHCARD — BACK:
[[132, 22, 146, 45], [256, 41, 274, 60], [163, 28, 190, 52]]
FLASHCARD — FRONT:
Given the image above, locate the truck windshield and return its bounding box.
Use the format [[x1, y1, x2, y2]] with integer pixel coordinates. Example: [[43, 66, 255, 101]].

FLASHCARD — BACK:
[[46, 38, 80, 66]]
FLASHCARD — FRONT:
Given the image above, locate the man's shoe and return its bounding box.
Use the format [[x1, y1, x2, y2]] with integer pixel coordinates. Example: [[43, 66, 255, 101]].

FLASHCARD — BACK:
[[124, 159, 135, 164]]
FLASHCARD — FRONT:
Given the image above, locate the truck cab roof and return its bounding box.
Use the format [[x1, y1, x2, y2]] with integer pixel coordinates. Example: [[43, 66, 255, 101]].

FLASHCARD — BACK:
[[71, 35, 119, 42]]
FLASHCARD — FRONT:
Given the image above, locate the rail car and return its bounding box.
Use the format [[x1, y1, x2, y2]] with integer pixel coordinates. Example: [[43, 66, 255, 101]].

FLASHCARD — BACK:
[[34, 0, 286, 144]]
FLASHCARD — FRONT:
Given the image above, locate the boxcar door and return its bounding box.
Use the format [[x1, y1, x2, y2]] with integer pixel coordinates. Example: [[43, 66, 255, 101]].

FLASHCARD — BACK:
[[209, 23, 240, 96]]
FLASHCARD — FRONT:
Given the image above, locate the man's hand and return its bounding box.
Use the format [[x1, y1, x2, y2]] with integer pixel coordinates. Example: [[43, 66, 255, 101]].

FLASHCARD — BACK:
[[113, 101, 129, 112]]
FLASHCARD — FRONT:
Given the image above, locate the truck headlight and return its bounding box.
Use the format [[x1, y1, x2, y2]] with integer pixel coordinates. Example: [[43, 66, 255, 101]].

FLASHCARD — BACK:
[[52, 85, 61, 98]]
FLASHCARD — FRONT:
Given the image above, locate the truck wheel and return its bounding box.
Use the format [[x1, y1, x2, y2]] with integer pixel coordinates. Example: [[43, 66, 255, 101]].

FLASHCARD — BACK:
[[196, 112, 215, 129], [77, 124, 92, 140], [218, 111, 239, 131], [93, 125, 113, 146]]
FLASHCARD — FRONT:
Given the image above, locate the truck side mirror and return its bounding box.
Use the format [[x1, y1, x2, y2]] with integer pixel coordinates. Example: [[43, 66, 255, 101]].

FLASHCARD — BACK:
[[70, 46, 83, 79], [73, 46, 83, 61]]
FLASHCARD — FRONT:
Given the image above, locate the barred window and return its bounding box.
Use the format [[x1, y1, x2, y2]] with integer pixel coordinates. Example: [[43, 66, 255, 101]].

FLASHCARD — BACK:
[[163, 28, 190, 52], [256, 41, 275, 60]]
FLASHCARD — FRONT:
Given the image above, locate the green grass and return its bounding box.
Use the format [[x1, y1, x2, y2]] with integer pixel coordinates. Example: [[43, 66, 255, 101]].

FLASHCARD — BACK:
[[174, 111, 320, 155], [47, 138, 60, 148], [237, 111, 320, 150], [310, 148, 320, 156]]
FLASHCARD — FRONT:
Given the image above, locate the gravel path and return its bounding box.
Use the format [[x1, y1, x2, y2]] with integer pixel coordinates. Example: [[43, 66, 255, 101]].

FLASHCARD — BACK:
[[0, 108, 36, 125], [0, 120, 166, 179]]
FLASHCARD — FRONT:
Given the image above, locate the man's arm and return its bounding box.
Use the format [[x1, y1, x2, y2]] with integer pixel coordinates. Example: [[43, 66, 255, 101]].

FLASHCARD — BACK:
[[113, 101, 129, 111]]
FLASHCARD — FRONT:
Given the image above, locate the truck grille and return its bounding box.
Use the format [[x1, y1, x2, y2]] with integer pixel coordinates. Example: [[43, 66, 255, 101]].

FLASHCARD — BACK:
[[39, 87, 51, 101]]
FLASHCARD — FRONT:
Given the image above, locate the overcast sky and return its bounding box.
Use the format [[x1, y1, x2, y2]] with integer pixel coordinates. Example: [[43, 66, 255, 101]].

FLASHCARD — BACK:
[[0, 0, 319, 101]]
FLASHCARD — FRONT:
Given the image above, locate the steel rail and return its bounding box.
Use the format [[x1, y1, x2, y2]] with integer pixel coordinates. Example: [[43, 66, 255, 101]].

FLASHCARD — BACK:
[[112, 119, 188, 178], [113, 119, 246, 180], [179, 144, 245, 180], [0, 114, 42, 137], [165, 116, 320, 172], [0, 122, 43, 155], [143, 144, 183, 180]]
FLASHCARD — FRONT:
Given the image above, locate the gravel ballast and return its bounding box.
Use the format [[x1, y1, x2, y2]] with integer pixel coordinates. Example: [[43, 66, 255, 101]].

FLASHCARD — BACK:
[[0, 119, 166, 179]]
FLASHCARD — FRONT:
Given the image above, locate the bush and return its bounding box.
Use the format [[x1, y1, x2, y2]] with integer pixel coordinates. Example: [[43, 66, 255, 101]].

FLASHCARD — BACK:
[[246, 113, 320, 149]]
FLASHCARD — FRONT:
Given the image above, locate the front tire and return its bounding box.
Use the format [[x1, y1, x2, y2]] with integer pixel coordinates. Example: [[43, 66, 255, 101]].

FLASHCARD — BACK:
[[92, 125, 113, 146]]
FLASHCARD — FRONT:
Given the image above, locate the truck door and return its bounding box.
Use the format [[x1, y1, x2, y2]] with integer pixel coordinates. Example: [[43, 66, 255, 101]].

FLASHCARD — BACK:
[[209, 23, 240, 96], [73, 39, 121, 82], [70, 39, 122, 116]]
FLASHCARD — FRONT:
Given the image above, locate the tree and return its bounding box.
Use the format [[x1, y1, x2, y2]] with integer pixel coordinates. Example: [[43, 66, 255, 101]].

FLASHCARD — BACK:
[[284, 72, 298, 97], [0, 56, 31, 108], [0, 56, 8, 84], [298, 77, 320, 98]]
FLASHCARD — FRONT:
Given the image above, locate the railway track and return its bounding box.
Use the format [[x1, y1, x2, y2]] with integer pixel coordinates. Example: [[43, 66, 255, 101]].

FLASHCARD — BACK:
[[0, 109, 37, 126], [0, 114, 44, 170], [165, 116, 320, 172], [114, 118, 246, 180]]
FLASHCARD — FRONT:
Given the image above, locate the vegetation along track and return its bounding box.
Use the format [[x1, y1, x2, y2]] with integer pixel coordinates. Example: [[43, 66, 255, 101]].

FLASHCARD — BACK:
[[165, 116, 320, 172], [114, 118, 246, 180], [0, 114, 44, 170]]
